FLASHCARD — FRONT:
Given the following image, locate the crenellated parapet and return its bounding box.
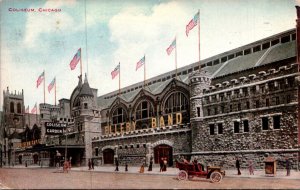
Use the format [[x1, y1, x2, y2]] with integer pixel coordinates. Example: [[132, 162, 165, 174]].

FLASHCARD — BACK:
[[3, 87, 24, 99], [202, 62, 298, 96]]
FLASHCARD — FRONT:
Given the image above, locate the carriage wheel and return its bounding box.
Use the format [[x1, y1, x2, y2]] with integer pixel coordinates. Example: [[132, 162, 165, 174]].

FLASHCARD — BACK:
[[210, 171, 223, 183], [178, 170, 188, 180]]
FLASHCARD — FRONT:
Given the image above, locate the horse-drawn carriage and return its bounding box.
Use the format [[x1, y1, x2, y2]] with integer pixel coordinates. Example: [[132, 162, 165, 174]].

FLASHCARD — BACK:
[[176, 162, 225, 183]]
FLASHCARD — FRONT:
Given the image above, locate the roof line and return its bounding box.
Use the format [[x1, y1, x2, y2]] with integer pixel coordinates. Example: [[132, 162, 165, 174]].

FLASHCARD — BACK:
[[211, 56, 239, 78], [254, 43, 280, 67]]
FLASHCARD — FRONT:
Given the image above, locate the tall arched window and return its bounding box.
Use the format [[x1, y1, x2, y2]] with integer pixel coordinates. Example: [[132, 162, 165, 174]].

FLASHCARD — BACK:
[[164, 92, 188, 114], [17, 103, 22, 113], [135, 101, 154, 120], [10, 102, 15, 113], [112, 107, 127, 124]]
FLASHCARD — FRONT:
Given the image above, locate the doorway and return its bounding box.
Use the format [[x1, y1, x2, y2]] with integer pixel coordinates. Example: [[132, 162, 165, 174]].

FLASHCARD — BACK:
[[154, 144, 173, 166], [103, 149, 114, 164]]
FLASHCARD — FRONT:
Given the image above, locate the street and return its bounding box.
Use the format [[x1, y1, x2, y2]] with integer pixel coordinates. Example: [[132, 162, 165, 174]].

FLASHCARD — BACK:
[[0, 168, 299, 189]]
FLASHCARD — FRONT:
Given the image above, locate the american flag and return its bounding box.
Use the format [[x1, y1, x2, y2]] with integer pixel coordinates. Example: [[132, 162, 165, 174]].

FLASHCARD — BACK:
[[48, 77, 56, 93], [25, 106, 29, 113], [70, 48, 81, 70], [31, 103, 37, 114], [136, 56, 145, 71], [186, 11, 199, 37], [111, 63, 120, 79], [36, 71, 44, 88], [166, 38, 176, 55]]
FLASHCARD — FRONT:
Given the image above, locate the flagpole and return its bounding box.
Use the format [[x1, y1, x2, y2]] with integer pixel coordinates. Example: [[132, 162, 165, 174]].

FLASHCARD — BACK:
[[43, 70, 45, 104], [144, 55, 146, 88], [119, 63, 121, 96], [175, 37, 178, 79], [28, 106, 30, 128], [55, 78, 56, 106], [80, 49, 82, 77], [35, 103, 38, 123], [198, 9, 201, 71]]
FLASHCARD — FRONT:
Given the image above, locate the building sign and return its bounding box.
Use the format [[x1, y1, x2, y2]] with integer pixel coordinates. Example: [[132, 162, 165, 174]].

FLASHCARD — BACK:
[[104, 112, 183, 135], [45, 122, 67, 135], [15, 139, 41, 148]]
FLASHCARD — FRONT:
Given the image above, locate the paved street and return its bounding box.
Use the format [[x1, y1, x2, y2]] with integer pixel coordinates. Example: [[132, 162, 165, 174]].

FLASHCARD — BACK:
[[0, 167, 299, 189]]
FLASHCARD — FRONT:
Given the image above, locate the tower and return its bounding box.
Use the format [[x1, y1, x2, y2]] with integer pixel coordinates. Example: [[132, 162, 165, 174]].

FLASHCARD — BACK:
[[189, 70, 211, 151], [2, 87, 25, 166], [77, 74, 100, 165]]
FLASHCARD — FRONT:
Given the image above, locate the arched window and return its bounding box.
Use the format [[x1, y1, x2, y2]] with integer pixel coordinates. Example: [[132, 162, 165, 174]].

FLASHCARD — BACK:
[[112, 107, 127, 124], [135, 101, 154, 120], [164, 92, 188, 114], [10, 102, 14, 113], [17, 103, 22, 113]]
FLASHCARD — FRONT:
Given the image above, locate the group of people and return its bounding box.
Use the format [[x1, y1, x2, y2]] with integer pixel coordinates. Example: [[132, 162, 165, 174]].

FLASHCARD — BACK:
[[235, 157, 292, 176], [159, 157, 168, 172]]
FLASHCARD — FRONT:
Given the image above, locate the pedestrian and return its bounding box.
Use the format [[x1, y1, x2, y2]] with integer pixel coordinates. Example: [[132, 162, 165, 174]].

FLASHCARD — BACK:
[[115, 158, 119, 171], [159, 157, 164, 172], [148, 156, 153, 171], [91, 159, 94, 170], [236, 157, 241, 175], [125, 163, 128, 172], [88, 159, 91, 170], [286, 158, 291, 176], [69, 157, 72, 169], [248, 160, 254, 175], [139, 163, 145, 173], [63, 160, 69, 173], [163, 157, 168, 172]]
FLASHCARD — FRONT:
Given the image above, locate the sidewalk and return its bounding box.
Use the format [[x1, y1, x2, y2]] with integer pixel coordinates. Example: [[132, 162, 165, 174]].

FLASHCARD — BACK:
[[3, 165, 300, 180], [71, 166, 300, 180]]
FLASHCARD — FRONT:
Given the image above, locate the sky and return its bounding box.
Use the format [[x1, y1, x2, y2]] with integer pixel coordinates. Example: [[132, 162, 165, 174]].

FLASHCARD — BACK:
[[0, 0, 299, 111]]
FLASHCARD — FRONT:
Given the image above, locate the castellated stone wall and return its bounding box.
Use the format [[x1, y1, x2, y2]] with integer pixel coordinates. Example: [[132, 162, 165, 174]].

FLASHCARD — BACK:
[[192, 107, 298, 152], [190, 61, 300, 169], [92, 130, 191, 166]]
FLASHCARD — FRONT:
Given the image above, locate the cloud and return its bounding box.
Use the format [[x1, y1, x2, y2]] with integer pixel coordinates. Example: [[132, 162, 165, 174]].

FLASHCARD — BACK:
[[23, 0, 77, 48], [108, 1, 195, 90]]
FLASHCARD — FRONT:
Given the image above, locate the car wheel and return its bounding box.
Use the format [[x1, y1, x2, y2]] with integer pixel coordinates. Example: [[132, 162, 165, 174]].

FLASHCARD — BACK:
[[210, 171, 222, 183], [178, 170, 188, 180]]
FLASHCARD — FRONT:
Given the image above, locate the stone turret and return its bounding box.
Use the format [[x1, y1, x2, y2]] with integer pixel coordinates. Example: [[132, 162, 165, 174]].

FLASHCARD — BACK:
[[189, 70, 211, 119]]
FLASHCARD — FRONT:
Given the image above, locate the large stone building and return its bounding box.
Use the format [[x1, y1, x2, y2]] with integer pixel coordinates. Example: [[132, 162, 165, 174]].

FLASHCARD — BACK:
[[92, 28, 300, 169], [1, 23, 300, 170]]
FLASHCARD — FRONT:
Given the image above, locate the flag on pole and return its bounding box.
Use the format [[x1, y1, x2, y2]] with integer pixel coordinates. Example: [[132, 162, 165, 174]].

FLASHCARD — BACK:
[[70, 48, 81, 70], [166, 38, 176, 55], [48, 77, 56, 93], [25, 106, 29, 113], [31, 103, 37, 114], [186, 11, 199, 37], [136, 56, 145, 71], [111, 63, 120, 79], [36, 71, 45, 88]]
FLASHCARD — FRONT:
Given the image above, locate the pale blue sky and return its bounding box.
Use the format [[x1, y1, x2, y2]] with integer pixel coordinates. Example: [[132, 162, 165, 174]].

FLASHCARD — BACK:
[[0, 0, 298, 111]]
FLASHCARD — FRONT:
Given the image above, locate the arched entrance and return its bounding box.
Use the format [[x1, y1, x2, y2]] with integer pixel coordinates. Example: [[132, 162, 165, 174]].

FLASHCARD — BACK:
[[154, 144, 173, 166], [103, 149, 114, 164]]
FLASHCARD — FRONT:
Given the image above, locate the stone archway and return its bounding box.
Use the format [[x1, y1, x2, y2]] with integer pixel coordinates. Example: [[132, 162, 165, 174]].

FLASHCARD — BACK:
[[152, 140, 174, 167]]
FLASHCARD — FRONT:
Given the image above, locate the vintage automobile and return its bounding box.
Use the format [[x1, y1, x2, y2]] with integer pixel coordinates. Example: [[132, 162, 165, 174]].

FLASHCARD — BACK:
[[176, 161, 226, 183]]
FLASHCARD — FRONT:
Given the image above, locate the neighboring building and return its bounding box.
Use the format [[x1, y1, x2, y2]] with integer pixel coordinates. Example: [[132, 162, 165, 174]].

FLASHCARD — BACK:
[[1, 87, 40, 166]]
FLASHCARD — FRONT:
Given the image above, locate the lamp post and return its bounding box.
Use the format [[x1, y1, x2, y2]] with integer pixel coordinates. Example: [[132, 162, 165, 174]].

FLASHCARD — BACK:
[[64, 127, 70, 162]]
